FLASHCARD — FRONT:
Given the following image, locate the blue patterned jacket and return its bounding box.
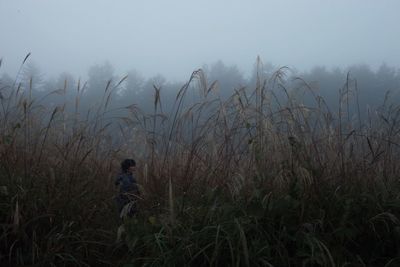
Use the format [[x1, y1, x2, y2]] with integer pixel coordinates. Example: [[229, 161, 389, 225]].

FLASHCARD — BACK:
[[115, 172, 139, 212]]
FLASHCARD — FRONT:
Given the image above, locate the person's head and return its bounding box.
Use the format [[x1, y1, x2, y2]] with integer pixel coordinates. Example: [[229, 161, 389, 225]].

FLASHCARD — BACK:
[[121, 159, 136, 173]]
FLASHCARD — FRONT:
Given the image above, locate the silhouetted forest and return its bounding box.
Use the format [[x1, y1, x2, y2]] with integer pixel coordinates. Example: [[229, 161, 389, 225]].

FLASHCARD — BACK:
[[1, 60, 399, 126]]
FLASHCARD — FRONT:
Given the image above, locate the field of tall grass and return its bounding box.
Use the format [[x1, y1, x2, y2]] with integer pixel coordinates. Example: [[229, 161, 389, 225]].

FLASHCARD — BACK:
[[1, 58, 400, 266]]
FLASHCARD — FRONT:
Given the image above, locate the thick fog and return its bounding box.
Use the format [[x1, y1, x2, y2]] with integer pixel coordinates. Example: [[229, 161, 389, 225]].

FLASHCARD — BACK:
[[1, 0, 399, 81]]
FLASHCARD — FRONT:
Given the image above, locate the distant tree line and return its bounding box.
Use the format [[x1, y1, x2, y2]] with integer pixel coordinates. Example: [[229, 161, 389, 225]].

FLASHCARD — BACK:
[[1, 60, 399, 118]]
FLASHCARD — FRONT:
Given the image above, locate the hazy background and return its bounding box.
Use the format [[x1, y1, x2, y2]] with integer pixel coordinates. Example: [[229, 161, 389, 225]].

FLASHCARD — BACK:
[[1, 0, 399, 80]]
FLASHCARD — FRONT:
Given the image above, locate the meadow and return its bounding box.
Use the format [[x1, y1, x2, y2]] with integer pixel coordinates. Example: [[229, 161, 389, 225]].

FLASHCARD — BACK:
[[1, 58, 400, 266]]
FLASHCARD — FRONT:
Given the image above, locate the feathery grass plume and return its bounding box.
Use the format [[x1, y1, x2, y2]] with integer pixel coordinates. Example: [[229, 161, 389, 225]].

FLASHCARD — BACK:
[[22, 53, 31, 64]]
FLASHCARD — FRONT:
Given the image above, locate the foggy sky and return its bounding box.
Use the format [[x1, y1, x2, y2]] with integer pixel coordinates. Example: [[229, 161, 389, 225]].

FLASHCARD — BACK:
[[1, 0, 399, 81]]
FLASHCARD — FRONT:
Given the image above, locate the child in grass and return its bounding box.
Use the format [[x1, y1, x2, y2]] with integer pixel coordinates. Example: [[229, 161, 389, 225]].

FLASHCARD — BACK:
[[115, 159, 140, 218]]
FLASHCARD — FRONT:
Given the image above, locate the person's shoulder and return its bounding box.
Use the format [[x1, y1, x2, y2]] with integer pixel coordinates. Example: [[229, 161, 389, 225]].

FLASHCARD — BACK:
[[115, 172, 127, 183]]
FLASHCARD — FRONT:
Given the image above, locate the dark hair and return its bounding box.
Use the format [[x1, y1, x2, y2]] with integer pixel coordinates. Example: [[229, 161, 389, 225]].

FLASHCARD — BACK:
[[121, 159, 136, 173]]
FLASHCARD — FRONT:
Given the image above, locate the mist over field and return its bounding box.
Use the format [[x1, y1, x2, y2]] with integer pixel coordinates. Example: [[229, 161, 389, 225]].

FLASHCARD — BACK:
[[1, 0, 399, 81], [2, 1, 400, 266], [1, 0, 400, 114]]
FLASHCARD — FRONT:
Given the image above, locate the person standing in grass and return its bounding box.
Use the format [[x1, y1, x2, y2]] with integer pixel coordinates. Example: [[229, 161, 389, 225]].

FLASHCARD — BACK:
[[115, 159, 140, 218]]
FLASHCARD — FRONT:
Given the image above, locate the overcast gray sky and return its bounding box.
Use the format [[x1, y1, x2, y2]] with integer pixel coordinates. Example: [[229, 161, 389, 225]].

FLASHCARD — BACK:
[[1, 0, 399, 80]]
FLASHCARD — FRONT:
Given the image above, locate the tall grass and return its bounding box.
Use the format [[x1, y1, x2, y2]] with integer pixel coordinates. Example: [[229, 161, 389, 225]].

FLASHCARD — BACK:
[[0, 56, 129, 266], [1, 56, 400, 266]]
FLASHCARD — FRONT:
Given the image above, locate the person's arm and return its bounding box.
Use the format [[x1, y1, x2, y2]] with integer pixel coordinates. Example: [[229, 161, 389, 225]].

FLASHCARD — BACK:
[[115, 175, 122, 186], [132, 175, 140, 196]]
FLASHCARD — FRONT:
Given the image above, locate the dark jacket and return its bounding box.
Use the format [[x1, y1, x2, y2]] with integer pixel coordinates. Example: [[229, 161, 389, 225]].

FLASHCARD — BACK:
[[115, 172, 139, 216]]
